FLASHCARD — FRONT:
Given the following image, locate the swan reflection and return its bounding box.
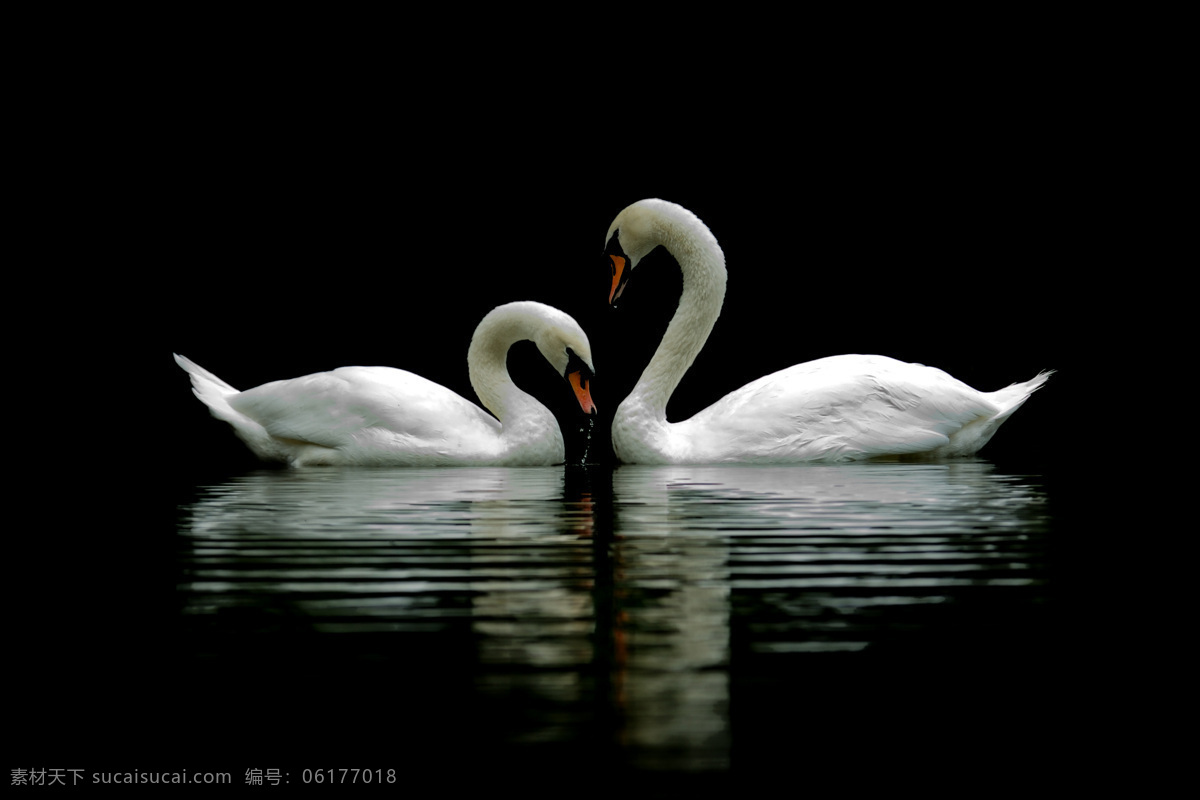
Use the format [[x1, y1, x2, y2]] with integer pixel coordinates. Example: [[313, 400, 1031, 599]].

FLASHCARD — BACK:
[[612, 460, 1049, 527], [177, 460, 1049, 770], [611, 461, 1049, 663]]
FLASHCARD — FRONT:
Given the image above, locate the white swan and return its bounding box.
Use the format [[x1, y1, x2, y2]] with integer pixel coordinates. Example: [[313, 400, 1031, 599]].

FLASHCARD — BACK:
[[175, 301, 597, 467], [604, 198, 1051, 464]]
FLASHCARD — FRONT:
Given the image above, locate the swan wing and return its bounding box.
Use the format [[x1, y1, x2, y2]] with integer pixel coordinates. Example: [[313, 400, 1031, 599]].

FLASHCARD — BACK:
[[688, 355, 999, 461], [229, 366, 499, 450]]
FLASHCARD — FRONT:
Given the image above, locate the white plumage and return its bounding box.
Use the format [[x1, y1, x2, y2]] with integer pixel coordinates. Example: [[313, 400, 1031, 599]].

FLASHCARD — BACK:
[[176, 301, 596, 467], [604, 198, 1051, 464]]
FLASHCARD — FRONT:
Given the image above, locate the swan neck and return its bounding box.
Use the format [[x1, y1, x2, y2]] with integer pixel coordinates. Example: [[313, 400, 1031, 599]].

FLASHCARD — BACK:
[[634, 217, 726, 415], [467, 313, 547, 426]]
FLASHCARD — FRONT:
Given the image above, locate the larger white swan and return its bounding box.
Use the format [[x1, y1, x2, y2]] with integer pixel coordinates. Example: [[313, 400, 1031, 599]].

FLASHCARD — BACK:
[[604, 198, 1051, 464], [175, 301, 597, 467]]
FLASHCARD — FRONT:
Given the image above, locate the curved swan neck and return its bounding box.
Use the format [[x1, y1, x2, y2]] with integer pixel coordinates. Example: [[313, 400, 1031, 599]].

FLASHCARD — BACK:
[[629, 203, 727, 416], [467, 303, 556, 429]]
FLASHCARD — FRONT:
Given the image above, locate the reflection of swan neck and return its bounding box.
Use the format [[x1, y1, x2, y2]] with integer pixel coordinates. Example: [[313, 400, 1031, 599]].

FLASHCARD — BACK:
[[467, 304, 549, 426], [632, 207, 727, 416]]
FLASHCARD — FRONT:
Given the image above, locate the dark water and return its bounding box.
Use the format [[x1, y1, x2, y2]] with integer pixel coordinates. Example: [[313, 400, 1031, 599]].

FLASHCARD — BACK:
[[170, 462, 1069, 773], [16, 459, 1086, 785]]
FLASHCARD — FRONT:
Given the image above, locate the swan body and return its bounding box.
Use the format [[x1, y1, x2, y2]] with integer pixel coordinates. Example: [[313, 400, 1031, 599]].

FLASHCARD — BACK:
[[176, 301, 597, 467], [604, 198, 1051, 464]]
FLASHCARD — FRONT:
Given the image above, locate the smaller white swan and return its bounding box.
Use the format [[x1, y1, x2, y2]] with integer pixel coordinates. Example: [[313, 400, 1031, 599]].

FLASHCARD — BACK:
[[175, 301, 597, 467], [604, 199, 1051, 464]]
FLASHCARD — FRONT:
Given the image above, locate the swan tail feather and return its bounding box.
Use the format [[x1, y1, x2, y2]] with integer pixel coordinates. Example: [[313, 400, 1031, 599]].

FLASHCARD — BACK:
[[989, 369, 1054, 421], [173, 353, 241, 419], [174, 353, 292, 462], [934, 370, 1052, 457], [173, 353, 260, 436]]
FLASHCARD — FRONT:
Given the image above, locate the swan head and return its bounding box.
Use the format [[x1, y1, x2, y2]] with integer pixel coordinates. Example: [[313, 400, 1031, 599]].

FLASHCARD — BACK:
[[604, 200, 660, 304], [471, 302, 598, 417], [605, 198, 713, 305], [531, 308, 598, 417]]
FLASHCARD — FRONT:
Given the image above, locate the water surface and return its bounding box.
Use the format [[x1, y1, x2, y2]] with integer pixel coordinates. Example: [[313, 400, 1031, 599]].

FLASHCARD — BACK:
[[168, 460, 1059, 773]]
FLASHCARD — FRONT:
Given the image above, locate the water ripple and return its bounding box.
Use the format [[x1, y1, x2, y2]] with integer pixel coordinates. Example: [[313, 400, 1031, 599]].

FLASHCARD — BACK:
[[174, 460, 1053, 771]]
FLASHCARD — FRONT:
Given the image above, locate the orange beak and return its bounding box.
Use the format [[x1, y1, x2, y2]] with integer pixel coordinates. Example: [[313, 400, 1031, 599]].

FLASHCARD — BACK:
[[568, 370, 597, 415], [608, 254, 628, 305]]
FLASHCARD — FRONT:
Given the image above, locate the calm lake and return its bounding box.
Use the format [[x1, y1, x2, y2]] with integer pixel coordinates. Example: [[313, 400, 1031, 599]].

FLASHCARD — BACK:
[[180, 462, 1077, 772], [16, 459, 1086, 785]]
